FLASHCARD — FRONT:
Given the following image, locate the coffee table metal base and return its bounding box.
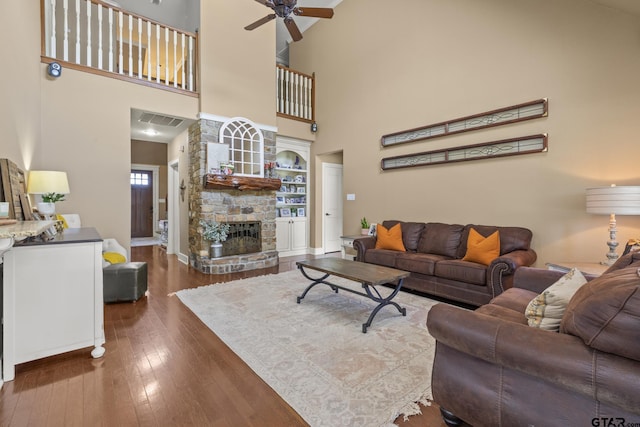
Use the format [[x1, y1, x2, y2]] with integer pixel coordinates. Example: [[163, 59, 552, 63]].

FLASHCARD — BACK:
[[296, 265, 407, 333]]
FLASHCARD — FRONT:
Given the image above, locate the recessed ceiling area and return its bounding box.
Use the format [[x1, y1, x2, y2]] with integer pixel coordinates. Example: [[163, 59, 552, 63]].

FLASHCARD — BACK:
[[131, 109, 194, 143]]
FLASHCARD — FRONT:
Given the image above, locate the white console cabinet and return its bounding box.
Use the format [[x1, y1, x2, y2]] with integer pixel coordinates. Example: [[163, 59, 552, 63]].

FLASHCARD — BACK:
[[2, 227, 105, 381]]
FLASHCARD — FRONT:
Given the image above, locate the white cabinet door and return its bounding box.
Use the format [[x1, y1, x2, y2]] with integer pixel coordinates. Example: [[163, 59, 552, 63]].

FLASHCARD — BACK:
[[276, 218, 308, 255], [290, 218, 308, 251], [276, 219, 291, 252]]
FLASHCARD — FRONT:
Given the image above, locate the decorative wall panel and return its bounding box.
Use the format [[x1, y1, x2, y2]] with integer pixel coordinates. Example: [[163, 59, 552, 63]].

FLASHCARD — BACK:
[[381, 99, 548, 147], [381, 134, 548, 171]]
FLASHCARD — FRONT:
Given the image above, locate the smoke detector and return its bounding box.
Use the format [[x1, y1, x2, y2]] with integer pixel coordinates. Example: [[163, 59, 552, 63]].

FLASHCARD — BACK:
[[150, 0, 161, 4]]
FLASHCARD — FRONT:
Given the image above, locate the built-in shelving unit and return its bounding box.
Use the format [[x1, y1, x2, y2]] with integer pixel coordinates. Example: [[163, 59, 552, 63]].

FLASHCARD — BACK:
[[275, 138, 310, 256]]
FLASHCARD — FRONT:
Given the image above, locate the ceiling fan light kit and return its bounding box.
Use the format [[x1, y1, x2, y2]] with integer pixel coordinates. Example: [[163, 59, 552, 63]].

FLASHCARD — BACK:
[[245, 0, 334, 42]]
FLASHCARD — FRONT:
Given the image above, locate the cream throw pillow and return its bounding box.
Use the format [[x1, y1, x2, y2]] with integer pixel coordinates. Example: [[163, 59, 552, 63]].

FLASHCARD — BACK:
[[525, 267, 588, 331]]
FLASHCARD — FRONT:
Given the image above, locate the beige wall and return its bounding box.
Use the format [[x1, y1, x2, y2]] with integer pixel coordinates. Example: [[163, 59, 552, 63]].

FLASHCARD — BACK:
[[0, 1, 41, 171], [291, 0, 640, 265], [276, 116, 317, 142], [38, 67, 198, 247], [199, 0, 277, 126]]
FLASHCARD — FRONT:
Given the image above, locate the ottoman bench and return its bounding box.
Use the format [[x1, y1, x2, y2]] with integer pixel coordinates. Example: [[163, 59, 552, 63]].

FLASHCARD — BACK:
[[103, 262, 148, 303]]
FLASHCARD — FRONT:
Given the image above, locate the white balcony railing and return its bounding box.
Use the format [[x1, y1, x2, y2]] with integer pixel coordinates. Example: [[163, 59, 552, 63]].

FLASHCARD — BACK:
[[41, 0, 197, 93], [276, 65, 314, 123]]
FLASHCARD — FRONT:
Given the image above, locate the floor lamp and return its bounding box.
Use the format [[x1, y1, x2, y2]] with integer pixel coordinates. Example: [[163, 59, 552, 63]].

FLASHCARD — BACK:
[[586, 185, 640, 265]]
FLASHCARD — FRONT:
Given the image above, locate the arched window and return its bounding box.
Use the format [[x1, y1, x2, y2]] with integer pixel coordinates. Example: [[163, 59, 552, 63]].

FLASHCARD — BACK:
[[219, 117, 264, 177]]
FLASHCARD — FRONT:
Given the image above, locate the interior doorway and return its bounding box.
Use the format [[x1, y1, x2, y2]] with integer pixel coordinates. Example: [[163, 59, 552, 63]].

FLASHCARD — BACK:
[[131, 164, 159, 238], [322, 162, 343, 253]]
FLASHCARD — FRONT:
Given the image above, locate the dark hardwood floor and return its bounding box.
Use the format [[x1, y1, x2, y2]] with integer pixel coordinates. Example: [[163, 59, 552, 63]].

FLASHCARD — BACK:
[[0, 246, 448, 426]]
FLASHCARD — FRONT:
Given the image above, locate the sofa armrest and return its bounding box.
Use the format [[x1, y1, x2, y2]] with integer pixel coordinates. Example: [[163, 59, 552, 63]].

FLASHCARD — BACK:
[[427, 303, 640, 414], [487, 249, 537, 296], [353, 236, 376, 262], [513, 266, 598, 294]]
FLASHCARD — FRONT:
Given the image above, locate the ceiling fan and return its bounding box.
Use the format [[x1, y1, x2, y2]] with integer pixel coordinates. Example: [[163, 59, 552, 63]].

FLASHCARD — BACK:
[[245, 0, 334, 42]]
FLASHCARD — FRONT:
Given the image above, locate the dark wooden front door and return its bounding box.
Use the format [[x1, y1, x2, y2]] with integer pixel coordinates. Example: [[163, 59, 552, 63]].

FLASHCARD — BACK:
[[131, 170, 153, 238]]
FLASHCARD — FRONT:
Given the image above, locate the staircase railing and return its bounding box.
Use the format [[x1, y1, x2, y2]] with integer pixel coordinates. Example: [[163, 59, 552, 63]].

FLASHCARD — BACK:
[[276, 65, 314, 123], [41, 0, 197, 94]]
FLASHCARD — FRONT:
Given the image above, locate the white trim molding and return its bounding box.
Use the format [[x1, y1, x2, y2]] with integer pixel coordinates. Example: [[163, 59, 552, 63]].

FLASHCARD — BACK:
[[198, 112, 278, 133]]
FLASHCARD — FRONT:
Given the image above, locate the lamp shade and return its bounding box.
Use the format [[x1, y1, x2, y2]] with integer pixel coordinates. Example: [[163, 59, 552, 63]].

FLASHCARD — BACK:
[[586, 185, 640, 215], [27, 171, 70, 195]]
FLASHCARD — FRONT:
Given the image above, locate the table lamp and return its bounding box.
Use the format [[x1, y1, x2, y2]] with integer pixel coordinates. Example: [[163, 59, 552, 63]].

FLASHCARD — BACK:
[[586, 185, 640, 265], [27, 170, 70, 215]]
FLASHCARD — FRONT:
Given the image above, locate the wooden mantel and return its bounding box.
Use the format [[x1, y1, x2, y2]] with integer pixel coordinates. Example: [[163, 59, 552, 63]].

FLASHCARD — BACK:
[[204, 174, 282, 191]]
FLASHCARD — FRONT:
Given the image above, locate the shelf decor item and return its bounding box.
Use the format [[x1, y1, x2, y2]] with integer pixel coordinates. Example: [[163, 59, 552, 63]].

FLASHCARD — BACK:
[[264, 161, 276, 178], [200, 219, 230, 258], [360, 217, 370, 235]]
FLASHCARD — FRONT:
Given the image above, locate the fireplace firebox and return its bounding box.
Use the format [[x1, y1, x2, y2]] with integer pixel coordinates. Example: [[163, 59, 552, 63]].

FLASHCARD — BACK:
[[222, 221, 261, 256]]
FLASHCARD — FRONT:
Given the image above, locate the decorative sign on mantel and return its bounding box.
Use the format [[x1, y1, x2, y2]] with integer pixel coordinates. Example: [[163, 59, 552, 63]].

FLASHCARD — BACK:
[[204, 174, 282, 191], [381, 99, 548, 147], [381, 134, 548, 171]]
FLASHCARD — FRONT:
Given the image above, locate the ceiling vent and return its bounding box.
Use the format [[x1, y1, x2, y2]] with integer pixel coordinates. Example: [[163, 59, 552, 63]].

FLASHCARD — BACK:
[[150, 0, 161, 4], [139, 112, 184, 127]]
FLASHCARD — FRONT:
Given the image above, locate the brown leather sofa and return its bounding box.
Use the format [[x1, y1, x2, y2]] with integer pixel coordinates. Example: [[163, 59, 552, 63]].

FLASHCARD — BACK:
[[427, 252, 640, 427], [354, 220, 537, 306]]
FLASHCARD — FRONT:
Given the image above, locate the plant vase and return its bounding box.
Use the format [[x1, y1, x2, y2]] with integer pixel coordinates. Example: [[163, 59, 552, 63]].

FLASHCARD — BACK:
[[361, 228, 369, 235], [210, 242, 223, 258], [37, 202, 56, 215]]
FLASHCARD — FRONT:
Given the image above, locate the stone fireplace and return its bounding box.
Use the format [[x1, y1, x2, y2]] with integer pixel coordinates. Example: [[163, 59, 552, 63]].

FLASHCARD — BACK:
[[188, 117, 279, 274]]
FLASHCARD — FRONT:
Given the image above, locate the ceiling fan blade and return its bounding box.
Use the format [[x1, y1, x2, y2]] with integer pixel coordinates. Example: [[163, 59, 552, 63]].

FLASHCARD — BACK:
[[293, 7, 334, 19], [284, 17, 303, 42], [253, 0, 272, 6], [244, 14, 276, 31]]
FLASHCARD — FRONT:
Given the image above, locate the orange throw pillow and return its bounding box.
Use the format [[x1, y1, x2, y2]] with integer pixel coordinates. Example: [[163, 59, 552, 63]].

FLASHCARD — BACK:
[[375, 223, 406, 251], [462, 228, 500, 265]]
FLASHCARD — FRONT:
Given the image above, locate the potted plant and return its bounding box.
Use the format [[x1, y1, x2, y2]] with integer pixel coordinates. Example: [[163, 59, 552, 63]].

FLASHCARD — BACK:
[[38, 192, 66, 215], [360, 217, 370, 235], [200, 219, 231, 258]]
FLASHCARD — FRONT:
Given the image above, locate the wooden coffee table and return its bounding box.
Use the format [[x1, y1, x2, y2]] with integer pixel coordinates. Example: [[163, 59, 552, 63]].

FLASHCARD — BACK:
[[296, 258, 410, 333]]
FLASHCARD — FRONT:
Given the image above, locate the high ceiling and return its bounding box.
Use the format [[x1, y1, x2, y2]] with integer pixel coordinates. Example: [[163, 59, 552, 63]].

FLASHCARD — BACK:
[[126, 0, 640, 144]]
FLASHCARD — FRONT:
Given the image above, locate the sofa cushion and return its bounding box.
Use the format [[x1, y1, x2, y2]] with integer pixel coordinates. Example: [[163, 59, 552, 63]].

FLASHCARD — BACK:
[[435, 259, 487, 286], [375, 223, 406, 251], [525, 268, 588, 332], [381, 220, 424, 251], [457, 224, 533, 258], [561, 266, 640, 362], [417, 222, 464, 258], [462, 228, 500, 265], [491, 287, 538, 313], [103, 251, 126, 265], [364, 249, 399, 268], [395, 252, 449, 276]]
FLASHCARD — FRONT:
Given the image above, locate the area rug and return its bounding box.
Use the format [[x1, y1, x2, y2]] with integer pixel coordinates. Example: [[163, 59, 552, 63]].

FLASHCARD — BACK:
[[176, 269, 441, 427]]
